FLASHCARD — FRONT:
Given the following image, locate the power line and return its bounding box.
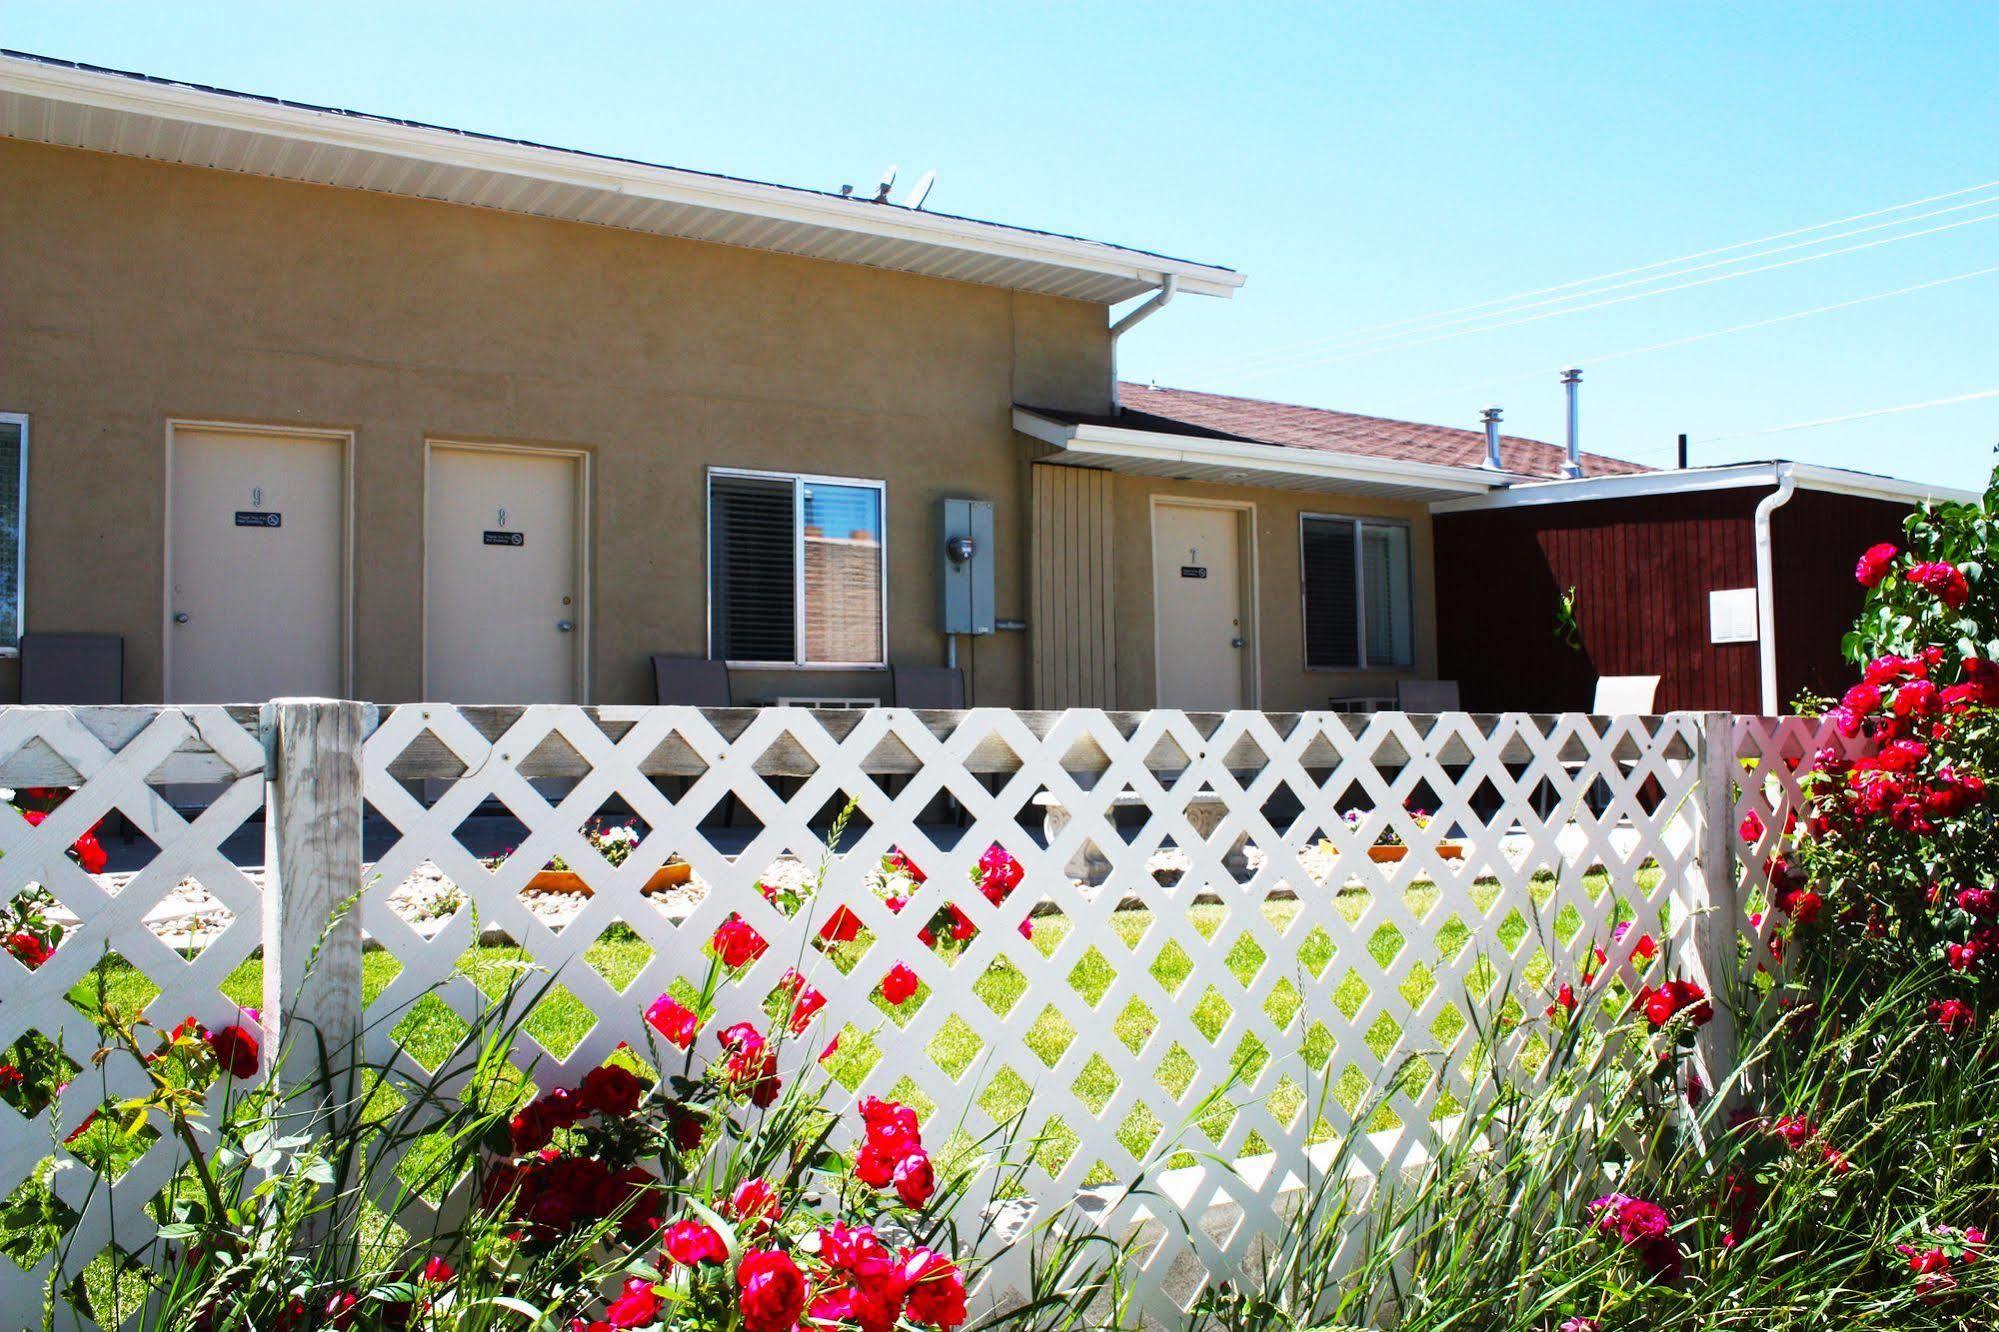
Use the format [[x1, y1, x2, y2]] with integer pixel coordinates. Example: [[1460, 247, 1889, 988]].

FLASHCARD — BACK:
[[1470, 260, 1999, 391], [1694, 388, 1999, 445], [1188, 174, 1999, 377], [1215, 191, 1999, 373], [1230, 206, 1999, 376]]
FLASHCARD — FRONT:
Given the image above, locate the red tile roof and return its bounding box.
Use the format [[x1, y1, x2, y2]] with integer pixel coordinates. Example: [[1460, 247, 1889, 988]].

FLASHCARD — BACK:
[[1102, 383, 1649, 479]]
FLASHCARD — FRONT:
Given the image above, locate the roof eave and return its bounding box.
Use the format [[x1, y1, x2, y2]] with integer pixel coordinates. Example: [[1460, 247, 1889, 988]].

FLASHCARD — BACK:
[[1014, 408, 1520, 499], [0, 52, 1244, 303], [1428, 462, 1980, 514]]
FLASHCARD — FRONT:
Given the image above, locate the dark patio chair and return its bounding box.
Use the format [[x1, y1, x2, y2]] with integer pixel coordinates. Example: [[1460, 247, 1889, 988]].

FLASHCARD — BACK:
[[890, 665, 965, 710], [1396, 679, 1460, 713], [20, 633, 124, 704], [651, 655, 733, 706], [651, 656, 736, 824]]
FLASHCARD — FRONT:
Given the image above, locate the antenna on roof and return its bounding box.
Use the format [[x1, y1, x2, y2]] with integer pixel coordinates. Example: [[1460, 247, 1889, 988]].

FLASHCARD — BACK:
[[903, 170, 936, 210], [873, 165, 898, 203]]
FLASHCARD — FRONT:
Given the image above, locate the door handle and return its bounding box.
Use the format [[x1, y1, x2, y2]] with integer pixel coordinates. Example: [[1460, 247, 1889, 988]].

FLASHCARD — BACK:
[[1230, 637, 1245, 648], [556, 620, 575, 633], [173, 612, 190, 625]]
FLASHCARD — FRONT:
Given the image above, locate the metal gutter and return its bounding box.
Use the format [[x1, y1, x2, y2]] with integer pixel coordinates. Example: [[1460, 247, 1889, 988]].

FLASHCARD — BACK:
[[1753, 465, 1798, 715]]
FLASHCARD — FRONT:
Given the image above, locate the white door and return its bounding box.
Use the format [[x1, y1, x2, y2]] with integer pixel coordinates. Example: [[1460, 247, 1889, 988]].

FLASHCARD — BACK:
[[1153, 503, 1249, 710], [168, 426, 345, 703], [425, 444, 582, 702]]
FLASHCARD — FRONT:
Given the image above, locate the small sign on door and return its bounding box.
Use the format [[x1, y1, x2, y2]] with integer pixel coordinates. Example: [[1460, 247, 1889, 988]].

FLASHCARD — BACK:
[[234, 511, 281, 528], [1180, 565, 1208, 579], [483, 530, 525, 547]]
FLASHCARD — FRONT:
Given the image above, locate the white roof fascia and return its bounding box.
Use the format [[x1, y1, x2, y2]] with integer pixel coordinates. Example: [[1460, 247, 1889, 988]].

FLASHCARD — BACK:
[[1429, 462, 1978, 514], [1013, 408, 1517, 495], [0, 53, 1244, 302]]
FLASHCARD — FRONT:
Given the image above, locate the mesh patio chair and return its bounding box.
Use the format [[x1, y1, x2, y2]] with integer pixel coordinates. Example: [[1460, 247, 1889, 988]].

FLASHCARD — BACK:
[[20, 633, 124, 704]]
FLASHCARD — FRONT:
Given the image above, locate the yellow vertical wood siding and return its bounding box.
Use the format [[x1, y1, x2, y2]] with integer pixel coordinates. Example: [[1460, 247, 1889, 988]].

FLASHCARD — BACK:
[[1030, 464, 1118, 707]]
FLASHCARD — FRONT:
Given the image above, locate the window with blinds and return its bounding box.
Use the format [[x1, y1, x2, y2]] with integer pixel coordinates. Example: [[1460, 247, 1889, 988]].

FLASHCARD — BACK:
[[1301, 513, 1413, 670], [0, 418, 22, 653], [708, 469, 885, 666]]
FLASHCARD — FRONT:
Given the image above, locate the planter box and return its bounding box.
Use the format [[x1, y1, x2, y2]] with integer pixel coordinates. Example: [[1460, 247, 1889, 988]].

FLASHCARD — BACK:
[[1368, 843, 1465, 863], [525, 861, 693, 897]]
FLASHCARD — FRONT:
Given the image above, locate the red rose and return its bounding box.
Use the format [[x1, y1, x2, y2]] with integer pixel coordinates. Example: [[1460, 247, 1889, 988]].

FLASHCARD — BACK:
[[418, 1256, 455, 1284], [509, 1103, 554, 1153], [71, 831, 107, 874], [856, 1140, 899, 1189], [819, 905, 865, 945], [1855, 543, 1898, 587], [711, 914, 769, 969], [881, 963, 920, 1006], [900, 1248, 968, 1328], [645, 995, 701, 1049], [727, 1177, 781, 1235], [737, 1249, 808, 1332], [670, 1108, 706, 1152], [323, 1292, 361, 1330], [0, 1065, 21, 1090], [206, 1024, 260, 1079], [663, 1218, 728, 1266], [1931, 997, 1977, 1036], [777, 968, 827, 1033], [579, 1064, 644, 1119], [604, 1276, 663, 1329], [892, 1149, 936, 1207], [861, 1096, 922, 1150], [5, 932, 51, 970]]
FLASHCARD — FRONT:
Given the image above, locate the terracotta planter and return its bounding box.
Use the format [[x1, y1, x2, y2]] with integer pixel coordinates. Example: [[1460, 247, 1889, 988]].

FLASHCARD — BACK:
[[525, 861, 693, 897], [1368, 843, 1465, 863]]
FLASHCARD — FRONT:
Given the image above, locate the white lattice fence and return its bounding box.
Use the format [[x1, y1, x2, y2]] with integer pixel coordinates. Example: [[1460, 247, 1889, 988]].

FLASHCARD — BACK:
[[0, 702, 1742, 1329], [1731, 715, 1875, 984], [0, 706, 266, 1330], [353, 704, 1710, 1322]]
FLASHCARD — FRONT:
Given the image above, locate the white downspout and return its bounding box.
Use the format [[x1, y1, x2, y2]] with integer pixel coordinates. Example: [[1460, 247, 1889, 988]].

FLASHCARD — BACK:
[[1107, 274, 1177, 410], [1753, 464, 1798, 716]]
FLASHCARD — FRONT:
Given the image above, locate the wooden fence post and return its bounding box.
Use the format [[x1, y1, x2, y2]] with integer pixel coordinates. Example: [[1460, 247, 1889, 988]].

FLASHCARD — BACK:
[[1690, 710, 1744, 1116], [261, 698, 367, 1090]]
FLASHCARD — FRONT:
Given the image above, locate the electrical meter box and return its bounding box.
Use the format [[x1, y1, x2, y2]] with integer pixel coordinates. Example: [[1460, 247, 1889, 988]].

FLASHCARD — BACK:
[[938, 497, 995, 635]]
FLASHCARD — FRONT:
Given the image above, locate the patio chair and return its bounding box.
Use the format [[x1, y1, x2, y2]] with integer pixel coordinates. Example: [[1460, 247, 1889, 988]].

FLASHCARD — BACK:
[[651, 656, 735, 824], [651, 655, 733, 707], [1592, 674, 1661, 716], [20, 633, 124, 704], [1395, 679, 1460, 712], [890, 665, 965, 710], [890, 665, 969, 825]]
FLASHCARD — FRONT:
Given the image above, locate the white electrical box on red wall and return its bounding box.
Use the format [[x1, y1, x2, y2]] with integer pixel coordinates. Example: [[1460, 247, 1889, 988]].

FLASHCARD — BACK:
[[1709, 587, 1759, 644]]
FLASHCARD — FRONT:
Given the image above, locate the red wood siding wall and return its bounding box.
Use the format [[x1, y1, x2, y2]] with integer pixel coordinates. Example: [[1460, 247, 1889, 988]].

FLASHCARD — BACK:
[[1435, 489, 1764, 714], [1771, 489, 1914, 706], [1434, 485, 1923, 716]]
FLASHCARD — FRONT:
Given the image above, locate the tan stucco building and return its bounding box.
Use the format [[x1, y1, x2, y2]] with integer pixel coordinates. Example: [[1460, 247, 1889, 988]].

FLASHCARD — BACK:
[[0, 52, 1632, 714]]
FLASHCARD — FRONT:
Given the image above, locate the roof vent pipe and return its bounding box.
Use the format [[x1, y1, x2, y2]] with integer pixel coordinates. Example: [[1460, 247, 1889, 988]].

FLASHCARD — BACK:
[[1561, 368, 1584, 478], [1480, 406, 1504, 470]]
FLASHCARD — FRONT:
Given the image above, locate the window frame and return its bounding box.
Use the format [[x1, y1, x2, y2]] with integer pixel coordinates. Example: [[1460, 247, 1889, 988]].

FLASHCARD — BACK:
[[0, 413, 26, 658], [706, 466, 889, 670], [1298, 510, 1415, 672]]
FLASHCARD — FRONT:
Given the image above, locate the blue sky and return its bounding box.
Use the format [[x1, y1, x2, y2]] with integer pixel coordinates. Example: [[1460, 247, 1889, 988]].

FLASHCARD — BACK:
[[6, 2, 1996, 487]]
